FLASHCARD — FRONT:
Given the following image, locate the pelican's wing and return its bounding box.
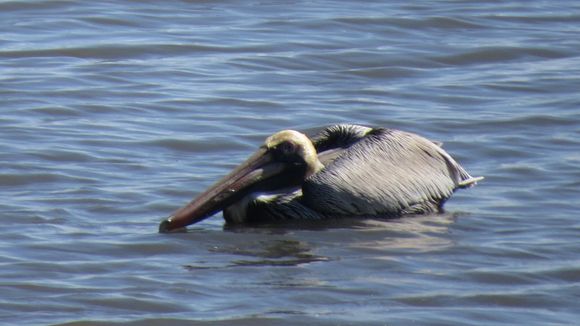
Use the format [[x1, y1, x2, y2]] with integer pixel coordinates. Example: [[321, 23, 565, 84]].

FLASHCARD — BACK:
[[311, 124, 373, 152], [302, 128, 481, 217], [311, 124, 373, 166]]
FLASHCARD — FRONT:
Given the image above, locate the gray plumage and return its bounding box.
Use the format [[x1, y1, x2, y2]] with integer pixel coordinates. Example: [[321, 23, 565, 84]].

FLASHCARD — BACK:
[[225, 124, 481, 223]]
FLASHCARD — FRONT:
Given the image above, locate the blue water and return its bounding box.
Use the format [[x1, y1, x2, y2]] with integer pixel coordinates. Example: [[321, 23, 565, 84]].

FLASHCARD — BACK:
[[1, 1, 579, 325]]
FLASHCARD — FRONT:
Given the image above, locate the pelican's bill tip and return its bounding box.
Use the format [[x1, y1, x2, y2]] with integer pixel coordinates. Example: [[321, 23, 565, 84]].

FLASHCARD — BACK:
[[158, 217, 187, 233]]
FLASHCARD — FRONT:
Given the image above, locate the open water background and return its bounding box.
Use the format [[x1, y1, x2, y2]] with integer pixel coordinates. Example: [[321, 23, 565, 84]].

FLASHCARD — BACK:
[[1, 1, 579, 325]]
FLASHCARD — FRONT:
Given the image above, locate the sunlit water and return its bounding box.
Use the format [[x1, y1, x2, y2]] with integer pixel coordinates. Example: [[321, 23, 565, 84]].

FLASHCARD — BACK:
[[1, 1, 579, 325]]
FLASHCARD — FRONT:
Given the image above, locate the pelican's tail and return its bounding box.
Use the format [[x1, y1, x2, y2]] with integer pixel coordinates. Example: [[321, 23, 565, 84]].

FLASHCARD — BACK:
[[457, 176, 484, 188]]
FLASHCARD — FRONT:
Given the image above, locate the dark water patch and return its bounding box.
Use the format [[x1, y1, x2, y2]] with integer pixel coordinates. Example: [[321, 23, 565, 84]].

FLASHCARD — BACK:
[[479, 145, 536, 162], [483, 81, 563, 94], [542, 266, 580, 283], [143, 137, 244, 153], [0, 43, 267, 60], [473, 114, 578, 129], [27, 105, 83, 117], [395, 291, 564, 308], [336, 15, 487, 31], [547, 135, 580, 147], [463, 269, 547, 286], [81, 15, 146, 29], [201, 97, 284, 110], [28, 149, 96, 162], [0, 172, 95, 187], [0, 0, 72, 12], [496, 163, 548, 179], [433, 46, 572, 66], [482, 13, 580, 25], [76, 296, 186, 314], [342, 66, 420, 79]]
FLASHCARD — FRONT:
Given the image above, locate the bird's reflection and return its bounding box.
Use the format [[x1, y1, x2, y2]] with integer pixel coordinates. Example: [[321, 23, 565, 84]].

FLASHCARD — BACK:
[[214, 239, 329, 267], [183, 212, 462, 271], [347, 212, 460, 253]]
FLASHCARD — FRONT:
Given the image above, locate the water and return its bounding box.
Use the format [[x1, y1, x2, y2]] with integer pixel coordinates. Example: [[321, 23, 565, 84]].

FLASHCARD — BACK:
[[1, 1, 579, 325]]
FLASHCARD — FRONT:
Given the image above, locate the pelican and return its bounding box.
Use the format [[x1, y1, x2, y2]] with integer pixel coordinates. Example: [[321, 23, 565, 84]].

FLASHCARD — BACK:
[[159, 124, 482, 232]]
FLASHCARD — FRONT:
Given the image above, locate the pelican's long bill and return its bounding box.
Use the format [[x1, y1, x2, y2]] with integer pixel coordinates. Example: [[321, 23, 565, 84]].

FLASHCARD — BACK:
[[158, 146, 300, 233]]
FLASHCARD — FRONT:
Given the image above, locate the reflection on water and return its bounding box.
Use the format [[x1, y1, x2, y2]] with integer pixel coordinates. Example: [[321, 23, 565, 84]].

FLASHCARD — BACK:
[[223, 240, 328, 267], [184, 239, 329, 269], [184, 212, 458, 270], [351, 213, 459, 253]]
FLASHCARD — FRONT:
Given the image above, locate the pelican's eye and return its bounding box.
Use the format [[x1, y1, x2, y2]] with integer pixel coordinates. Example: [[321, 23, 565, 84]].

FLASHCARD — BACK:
[[277, 141, 297, 155], [272, 141, 302, 163]]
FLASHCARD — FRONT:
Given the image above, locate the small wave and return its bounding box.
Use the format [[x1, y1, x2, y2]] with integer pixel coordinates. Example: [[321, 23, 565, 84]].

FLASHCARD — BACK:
[[143, 137, 247, 153], [334, 16, 486, 30], [0, 43, 261, 60], [0, 172, 94, 187], [432, 46, 571, 66]]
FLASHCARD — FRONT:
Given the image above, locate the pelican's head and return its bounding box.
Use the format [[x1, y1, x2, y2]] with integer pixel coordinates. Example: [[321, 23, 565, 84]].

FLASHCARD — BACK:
[[264, 130, 323, 177], [159, 130, 323, 232]]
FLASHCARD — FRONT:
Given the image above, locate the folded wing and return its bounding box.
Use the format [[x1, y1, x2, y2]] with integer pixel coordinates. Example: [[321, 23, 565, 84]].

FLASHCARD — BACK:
[[303, 126, 480, 217]]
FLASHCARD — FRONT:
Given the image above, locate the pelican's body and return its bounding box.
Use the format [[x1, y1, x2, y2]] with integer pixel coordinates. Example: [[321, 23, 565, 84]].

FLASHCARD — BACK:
[[159, 124, 482, 232]]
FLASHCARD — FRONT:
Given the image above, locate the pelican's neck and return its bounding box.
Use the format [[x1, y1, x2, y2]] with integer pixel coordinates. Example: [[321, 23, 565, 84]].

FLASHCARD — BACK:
[[303, 141, 324, 178]]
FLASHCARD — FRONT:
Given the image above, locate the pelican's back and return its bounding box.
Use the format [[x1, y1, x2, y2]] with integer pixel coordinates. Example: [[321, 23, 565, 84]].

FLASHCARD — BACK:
[[303, 126, 479, 217]]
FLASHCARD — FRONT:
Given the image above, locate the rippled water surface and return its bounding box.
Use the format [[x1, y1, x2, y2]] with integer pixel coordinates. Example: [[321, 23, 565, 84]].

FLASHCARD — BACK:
[[2, 1, 580, 325]]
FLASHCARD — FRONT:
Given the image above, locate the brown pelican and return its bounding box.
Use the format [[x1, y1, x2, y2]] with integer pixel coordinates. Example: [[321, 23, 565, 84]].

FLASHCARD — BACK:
[[159, 124, 482, 232]]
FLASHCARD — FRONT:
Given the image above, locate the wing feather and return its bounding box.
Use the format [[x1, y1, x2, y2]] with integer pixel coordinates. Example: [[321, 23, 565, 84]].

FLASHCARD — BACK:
[[303, 127, 478, 217]]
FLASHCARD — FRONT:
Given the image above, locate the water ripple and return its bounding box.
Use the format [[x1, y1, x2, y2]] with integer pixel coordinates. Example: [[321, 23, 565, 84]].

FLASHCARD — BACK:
[[1, 0, 579, 325]]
